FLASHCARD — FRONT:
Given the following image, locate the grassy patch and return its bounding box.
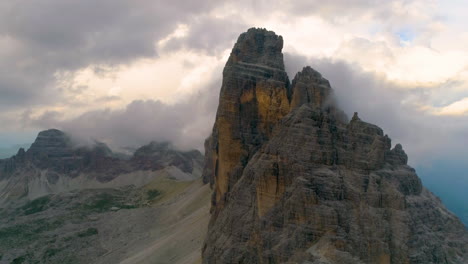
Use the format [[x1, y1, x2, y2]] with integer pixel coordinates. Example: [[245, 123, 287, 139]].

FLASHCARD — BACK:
[[43, 247, 62, 259], [0, 224, 34, 247], [143, 176, 192, 205], [147, 189, 161, 200], [11, 255, 26, 264], [0, 218, 64, 249], [34, 219, 64, 233], [21, 195, 51, 215], [80, 192, 137, 212], [77, 227, 98, 238], [63, 235, 74, 242], [82, 193, 115, 212]]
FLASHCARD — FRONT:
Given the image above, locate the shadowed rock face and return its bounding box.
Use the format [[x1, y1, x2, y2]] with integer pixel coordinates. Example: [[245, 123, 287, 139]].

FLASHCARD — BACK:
[[131, 141, 204, 173], [202, 28, 468, 264], [0, 129, 123, 179], [290, 66, 333, 110]]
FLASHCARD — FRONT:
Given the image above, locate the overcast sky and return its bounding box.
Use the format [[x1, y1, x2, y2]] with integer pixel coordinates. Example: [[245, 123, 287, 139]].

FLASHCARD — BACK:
[[1, 0, 468, 167]]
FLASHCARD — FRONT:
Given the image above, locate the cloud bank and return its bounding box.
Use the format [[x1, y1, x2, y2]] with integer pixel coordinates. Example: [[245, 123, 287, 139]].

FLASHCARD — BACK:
[[25, 75, 221, 151], [0, 0, 467, 163]]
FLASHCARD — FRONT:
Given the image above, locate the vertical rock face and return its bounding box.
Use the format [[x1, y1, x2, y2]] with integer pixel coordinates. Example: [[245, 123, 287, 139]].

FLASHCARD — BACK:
[[202, 28, 468, 263], [204, 28, 291, 209]]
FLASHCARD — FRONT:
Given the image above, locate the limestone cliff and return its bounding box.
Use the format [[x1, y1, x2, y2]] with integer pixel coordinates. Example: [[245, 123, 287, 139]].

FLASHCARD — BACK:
[[202, 28, 468, 263], [203, 28, 290, 208]]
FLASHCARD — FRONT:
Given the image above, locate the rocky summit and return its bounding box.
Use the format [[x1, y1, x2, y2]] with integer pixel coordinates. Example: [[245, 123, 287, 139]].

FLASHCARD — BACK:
[[202, 28, 468, 263]]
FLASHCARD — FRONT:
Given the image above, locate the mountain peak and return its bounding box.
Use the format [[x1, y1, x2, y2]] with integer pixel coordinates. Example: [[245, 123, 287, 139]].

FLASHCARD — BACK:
[[290, 66, 333, 110], [227, 27, 285, 70], [28, 129, 71, 155]]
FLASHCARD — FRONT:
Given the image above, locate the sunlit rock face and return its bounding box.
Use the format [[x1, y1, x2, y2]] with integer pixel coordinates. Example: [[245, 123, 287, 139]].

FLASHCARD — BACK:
[[202, 28, 468, 264], [203, 28, 291, 207]]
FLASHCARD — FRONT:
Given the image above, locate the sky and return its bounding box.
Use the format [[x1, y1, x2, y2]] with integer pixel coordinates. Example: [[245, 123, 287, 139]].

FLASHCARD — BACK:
[[0, 0, 467, 183]]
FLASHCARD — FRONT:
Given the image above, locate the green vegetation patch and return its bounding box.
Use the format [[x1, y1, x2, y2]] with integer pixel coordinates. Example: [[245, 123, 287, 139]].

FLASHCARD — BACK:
[[43, 247, 62, 259], [21, 195, 51, 215], [77, 227, 98, 238], [0, 218, 64, 249], [83, 193, 115, 212], [11, 255, 26, 264], [80, 192, 137, 213], [0, 223, 34, 247], [147, 189, 161, 200], [33, 219, 64, 233]]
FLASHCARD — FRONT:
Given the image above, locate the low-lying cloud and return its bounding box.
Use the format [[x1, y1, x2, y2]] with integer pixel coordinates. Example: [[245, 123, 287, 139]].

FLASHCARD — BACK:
[[25, 76, 221, 152]]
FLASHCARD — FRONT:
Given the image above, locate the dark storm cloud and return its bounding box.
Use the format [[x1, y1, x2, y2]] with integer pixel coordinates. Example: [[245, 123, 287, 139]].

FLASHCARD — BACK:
[[0, 0, 217, 109], [284, 52, 468, 164]]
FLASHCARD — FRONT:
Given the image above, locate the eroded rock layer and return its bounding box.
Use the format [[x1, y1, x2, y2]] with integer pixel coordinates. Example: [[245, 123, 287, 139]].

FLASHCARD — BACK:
[[202, 28, 468, 264]]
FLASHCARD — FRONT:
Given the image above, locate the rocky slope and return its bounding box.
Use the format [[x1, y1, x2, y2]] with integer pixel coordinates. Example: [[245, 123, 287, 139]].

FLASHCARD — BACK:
[[202, 28, 468, 263], [0, 175, 210, 264], [0, 129, 208, 264]]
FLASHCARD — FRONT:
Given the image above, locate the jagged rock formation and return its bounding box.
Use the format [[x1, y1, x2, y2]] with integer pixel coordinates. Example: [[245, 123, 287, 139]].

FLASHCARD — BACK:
[[0, 129, 203, 202], [202, 28, 468, 263]]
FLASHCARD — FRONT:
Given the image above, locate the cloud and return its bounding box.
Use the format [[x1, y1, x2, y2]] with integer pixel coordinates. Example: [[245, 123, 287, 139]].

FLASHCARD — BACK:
[[160, 16, 247, 55], [24, 74, 221, 151]]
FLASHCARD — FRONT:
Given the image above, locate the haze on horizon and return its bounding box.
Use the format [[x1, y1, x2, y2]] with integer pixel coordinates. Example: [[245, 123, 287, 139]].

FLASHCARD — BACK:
[[0, 0, 467, 222]]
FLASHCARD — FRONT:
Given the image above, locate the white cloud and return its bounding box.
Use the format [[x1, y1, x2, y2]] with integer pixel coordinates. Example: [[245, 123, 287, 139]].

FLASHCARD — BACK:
[[432, 97, 468, 116]]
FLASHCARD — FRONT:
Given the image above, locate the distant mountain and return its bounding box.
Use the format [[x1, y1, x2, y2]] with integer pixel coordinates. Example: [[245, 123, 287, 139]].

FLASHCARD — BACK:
[[202, 28, 468, 263], [0, 129, 204, 203]]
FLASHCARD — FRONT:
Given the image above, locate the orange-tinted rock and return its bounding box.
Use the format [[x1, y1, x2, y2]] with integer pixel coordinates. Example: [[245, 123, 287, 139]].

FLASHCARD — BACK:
[[203, 28, 291, 210]]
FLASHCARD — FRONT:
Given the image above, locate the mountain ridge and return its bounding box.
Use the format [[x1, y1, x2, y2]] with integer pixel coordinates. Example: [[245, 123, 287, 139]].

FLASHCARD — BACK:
[[0, 128, 203, 202]]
